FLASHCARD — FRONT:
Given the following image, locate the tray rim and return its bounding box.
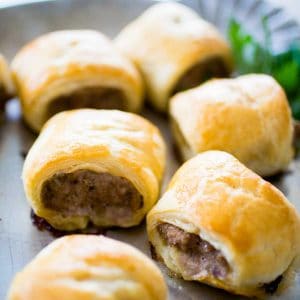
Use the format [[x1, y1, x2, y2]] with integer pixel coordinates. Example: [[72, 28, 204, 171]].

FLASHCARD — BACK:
[[1, 1, 300, 300]]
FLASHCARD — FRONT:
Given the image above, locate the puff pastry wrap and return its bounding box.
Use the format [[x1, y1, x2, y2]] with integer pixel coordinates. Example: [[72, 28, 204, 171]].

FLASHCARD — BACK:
[[11, 30, 143, 131], [170, 74, 294, 177], [7, 235, 167, 300], [147, 150, 300, 297], [22, 109, 166, 230], [115, 2, 232, 112], [0, 54, 15, 108]]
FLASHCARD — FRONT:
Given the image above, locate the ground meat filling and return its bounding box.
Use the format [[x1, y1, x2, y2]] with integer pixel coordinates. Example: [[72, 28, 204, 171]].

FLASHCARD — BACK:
[[263, 275, 283, 294], [157, 223, 230, 279], [172, 56, 229, 94], [41, 170, 143, 226], [47, 87, 126, 118]]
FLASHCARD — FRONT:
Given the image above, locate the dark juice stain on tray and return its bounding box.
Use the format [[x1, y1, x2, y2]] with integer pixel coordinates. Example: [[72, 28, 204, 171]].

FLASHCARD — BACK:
[[263, 275, 283, 294], [294, 121, 300, 140], [20, 149, 28, 159], [30, 210, 107, 237], [264, 169, 292, 181], [149, 242, 158, 260], [294, 121, 300, 155], [172, 142, 183, 164]]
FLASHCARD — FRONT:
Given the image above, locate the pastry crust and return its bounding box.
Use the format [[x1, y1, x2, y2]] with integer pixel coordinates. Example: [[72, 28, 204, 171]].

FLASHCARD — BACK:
[[147, 151, 300, 297], [22, 109, 166, 230], [115, 2, 232, 112], [0, 54, 15, 107], [7, 235, 167, 300], [11, 30, 144, 131], [170, 74, 294, 176]]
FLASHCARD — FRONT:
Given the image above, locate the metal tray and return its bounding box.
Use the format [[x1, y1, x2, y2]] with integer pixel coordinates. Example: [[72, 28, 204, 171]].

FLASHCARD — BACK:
[[0, 0, 300, 299]]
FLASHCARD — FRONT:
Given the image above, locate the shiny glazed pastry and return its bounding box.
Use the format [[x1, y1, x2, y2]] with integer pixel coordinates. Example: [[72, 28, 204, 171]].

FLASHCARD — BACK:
[[170, 74, 294, 177], [147, 151, 300, 297], [0, 54, 15, 108], [115, 2, 232, 112], [22, 109, 166, 230], [11, 30, 143, 131], [7, 235, 167, 300]]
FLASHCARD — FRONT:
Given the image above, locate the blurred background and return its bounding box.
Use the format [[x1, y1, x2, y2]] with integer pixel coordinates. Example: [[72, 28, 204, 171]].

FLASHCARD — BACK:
[[1, 0, 300, 16]]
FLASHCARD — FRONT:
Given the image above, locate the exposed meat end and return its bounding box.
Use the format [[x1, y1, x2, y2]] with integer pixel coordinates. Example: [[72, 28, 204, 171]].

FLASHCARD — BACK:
[[172, 56, 230, 95], [157, 223, 229, 279], [41, 170, 143, 226]]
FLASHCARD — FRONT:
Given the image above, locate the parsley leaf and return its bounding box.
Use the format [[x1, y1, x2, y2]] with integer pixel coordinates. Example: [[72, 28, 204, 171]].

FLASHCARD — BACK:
[[228, 18, 300, 120]]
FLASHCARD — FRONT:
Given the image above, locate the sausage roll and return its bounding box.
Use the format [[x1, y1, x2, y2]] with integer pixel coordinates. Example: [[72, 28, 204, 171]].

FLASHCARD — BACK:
[[11, 30, 143, 131], [170, 74, 294, 177], [0, 54, 15, 109], [147, 151, 300, 297], [115, 2, 232, 112], [22, 109, 166, 230], [8, 235, 167, 300]]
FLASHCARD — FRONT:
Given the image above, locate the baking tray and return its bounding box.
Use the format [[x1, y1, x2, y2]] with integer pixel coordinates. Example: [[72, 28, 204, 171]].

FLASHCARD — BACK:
[[0, 0, 300, 299]]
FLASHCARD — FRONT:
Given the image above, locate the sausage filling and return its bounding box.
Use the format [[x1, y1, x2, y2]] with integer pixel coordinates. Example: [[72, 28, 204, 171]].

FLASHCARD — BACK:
[[157, 223, 230, 279], [172, 56, 229, 94], [41, 170, 143, 226], [47, 87, 126, 118]]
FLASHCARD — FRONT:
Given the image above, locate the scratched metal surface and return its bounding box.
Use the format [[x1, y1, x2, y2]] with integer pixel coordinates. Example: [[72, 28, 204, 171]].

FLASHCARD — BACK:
[[0, 0, 300, 299]]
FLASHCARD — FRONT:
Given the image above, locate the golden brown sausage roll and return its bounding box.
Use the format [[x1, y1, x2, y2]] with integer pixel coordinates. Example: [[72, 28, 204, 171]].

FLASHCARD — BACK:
[[170, 74, 294, 177], [115, 2, 232, 112], [147, 150, 300, 297], [0, 54, 15, 109], [11, 30, 144, 131], [22, 109, 166, 230], [7, 235, 167, 300]]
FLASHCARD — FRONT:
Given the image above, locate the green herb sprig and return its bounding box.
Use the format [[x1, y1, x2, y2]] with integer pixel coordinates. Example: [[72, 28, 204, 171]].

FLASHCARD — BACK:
[[228, 18, 300, 120]]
